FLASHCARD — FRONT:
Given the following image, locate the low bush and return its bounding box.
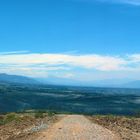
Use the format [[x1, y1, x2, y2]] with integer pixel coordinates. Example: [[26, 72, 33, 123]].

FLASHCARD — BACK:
[[47, 111, 56, 117], [0, 113, 21, 125], [34, 110, 44, 118]]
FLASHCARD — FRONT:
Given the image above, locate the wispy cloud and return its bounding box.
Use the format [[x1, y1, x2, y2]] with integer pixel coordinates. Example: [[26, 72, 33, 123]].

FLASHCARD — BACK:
[[0, 52, 140, 78], [0, 53, 126, 70], [78, 0, 140, 5], [98, 0, 140, 5], [0, 50, 29, 55]]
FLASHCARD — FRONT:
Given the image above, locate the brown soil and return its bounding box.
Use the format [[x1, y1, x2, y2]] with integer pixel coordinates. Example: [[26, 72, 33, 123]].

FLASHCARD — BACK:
[[88, 115, 140, 140], [0, 114, 59, 140]]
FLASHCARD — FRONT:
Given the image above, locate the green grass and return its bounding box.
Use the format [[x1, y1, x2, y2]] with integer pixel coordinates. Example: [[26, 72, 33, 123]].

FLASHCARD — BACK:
[[0, 113, 22, 125]]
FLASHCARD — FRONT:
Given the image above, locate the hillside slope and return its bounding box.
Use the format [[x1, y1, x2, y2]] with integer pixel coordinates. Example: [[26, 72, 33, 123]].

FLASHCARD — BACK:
[[0, 73, 39, 84]]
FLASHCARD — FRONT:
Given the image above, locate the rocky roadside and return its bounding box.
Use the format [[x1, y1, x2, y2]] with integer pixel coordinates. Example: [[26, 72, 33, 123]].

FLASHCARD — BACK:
[[0, 112, 61, 140], [87, 115, 140, 140]]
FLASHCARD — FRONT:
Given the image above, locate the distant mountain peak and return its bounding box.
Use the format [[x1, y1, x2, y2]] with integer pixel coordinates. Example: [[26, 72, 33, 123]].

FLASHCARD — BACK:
[[0, 73, 40, 85]]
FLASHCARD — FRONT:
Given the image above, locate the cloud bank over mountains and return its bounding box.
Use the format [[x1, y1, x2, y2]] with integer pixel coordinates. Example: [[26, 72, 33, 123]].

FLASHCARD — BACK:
[[0, 51, 140, 80]]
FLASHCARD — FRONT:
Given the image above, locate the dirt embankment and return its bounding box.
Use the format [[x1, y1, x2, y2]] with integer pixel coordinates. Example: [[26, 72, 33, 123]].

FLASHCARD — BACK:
[[88, 115, 140, 140], [0, 113, 59, 140]]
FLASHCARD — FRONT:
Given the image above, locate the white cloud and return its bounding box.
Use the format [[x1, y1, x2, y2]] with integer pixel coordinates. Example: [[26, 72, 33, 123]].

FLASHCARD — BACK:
[[128, 54, 140, 62], [0, 52, 140, 78], [0, 53, 126, 70]]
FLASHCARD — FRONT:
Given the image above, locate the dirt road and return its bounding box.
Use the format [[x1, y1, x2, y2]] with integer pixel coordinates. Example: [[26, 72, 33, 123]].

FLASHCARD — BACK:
[[36, 115, 119, 140]]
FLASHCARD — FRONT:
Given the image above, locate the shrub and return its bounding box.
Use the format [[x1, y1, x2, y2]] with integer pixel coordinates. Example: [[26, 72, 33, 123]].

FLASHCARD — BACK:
[[47, 111, 56, 117], [34, 110, 44, 118], [4, 113, 19, 123], [134, 111, 140, 118], [0, 116, 5, 125], [0, 113, 21, 125]]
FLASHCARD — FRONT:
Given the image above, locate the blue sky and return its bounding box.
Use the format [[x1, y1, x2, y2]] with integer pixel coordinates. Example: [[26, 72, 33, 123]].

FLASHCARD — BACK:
[[0, 0, 140, 82]]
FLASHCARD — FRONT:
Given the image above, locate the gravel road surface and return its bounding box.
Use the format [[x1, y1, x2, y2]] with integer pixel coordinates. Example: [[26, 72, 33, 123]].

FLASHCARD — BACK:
[[36, 115, 119, 140]]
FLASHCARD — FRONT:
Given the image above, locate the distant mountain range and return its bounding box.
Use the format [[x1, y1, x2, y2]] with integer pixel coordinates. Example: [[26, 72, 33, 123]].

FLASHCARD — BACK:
[[0, 73, 39, 85], [0, 73, 140, 88], [123, 80, 140, 89], [39, 77, 140, 89]]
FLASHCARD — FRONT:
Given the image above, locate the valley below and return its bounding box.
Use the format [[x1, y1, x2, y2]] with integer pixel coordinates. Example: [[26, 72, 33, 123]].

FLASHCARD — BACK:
[[0, 83, 140, 116]]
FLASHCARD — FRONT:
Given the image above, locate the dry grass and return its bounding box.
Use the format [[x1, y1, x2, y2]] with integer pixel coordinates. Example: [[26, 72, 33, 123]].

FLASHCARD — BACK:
[[88, 115, 140, 140], [0, 112, 58, 140]]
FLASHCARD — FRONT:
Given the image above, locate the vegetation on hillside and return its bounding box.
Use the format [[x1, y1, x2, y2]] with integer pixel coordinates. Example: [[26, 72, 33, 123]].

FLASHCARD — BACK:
[[0, 83, 140, 116]]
